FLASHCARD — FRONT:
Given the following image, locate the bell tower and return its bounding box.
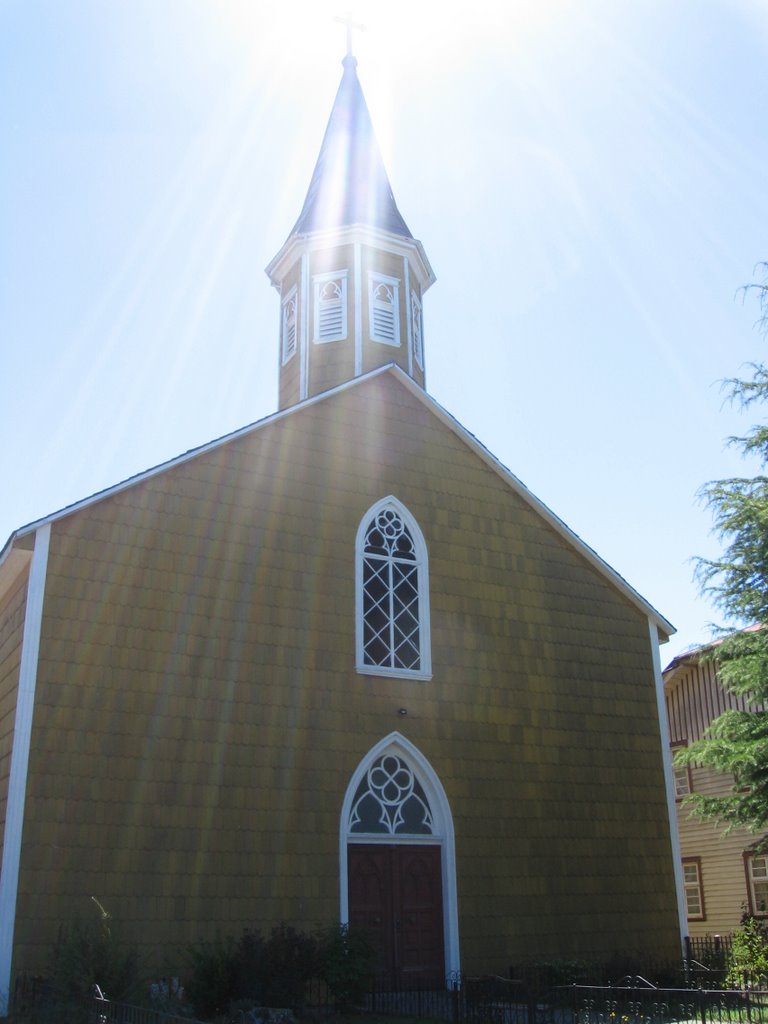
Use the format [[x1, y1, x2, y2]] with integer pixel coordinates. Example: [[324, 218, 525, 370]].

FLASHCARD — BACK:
[[265, 47, 435, 410]]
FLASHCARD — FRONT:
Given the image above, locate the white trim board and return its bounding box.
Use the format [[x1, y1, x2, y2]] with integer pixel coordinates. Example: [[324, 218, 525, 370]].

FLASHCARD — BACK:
[[1, 364, 674, 640], [338, 731, 460, 980], [0, 524, 50, 1016]]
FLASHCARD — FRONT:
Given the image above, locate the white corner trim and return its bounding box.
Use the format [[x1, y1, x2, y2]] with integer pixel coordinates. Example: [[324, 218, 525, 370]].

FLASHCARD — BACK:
[[0, 524, 51, 1015], [354, 242, 362, 377], [403, 255, 413, 378], [648, 616, 687, 950], [300, 252, 309, 402], [338, 731, 460, 980]]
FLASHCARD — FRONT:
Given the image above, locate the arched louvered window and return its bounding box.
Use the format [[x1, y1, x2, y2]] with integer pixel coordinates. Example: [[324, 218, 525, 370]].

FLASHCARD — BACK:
[[355, 497, 431, 679]]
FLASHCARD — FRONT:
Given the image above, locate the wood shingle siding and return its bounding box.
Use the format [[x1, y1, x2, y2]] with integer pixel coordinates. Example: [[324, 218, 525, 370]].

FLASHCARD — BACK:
[[1, 372, 681, 978]]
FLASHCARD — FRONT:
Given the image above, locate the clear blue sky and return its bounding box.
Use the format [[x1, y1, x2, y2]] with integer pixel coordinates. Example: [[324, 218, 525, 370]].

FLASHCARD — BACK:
[[2, 0, 767, 662]]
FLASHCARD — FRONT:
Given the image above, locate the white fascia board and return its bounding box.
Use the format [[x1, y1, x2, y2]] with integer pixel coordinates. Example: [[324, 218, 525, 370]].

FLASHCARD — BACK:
[[3, 365, 401, 549], [265, 225, 435, 293], [3, 362, 674, 639], [386, 367, 676, 641]]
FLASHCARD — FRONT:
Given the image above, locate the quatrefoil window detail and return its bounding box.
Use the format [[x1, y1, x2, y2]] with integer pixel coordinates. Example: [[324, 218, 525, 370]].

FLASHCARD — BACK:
[[349, 754, 434, 835]]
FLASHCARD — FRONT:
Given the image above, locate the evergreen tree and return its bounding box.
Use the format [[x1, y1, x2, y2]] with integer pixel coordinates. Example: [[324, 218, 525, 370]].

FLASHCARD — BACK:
[[675, 267, 768, 835]]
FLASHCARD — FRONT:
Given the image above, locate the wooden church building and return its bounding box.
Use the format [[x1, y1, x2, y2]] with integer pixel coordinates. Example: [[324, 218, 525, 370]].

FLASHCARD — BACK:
[[0, 49, 683, 1009]]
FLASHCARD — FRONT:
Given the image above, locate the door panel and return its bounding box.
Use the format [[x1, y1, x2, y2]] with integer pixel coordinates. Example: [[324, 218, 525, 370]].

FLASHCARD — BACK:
[[348, 844, 444, 985]]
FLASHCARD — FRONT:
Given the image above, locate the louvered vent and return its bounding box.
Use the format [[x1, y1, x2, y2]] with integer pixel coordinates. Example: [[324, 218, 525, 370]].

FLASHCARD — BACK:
[[370, 277, 400, 347], [313, 274, 347, 343], [372, 304, 396, 342], [319, 302, 343, 339]]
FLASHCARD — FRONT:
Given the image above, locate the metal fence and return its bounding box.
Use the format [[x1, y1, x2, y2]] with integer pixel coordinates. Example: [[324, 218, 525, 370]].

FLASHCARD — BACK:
[[571, 983, 768, 1024], [14, 967, 768, 1024]]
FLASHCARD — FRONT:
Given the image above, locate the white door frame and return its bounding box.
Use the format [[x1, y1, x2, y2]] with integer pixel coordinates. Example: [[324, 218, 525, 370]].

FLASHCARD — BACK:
[[339, 731, 460, 981]]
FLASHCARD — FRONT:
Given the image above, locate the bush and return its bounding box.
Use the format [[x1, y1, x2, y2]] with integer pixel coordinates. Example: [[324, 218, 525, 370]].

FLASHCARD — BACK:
[[259, 925, 318, 1009], [185, 925, 319, 1017], [727, 913, 768, 987], [48, 898, 140, 1004], [317, 924, 376, 1009], [185, 935, 242, 1019]]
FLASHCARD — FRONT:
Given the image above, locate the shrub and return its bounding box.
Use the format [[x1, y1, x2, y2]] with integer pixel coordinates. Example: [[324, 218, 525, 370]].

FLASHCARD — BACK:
[[185, 935, 242, 1019], [317, 923, 376, 1009], [185, 925, 319, 1017], [259, 925, 318, 1009], [727, 912, 768, 987], [48, 898, 140, 1004]]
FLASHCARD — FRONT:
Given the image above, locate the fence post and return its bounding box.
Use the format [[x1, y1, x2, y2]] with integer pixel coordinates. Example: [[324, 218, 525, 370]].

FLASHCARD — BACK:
[[684, 936, 692, 987]]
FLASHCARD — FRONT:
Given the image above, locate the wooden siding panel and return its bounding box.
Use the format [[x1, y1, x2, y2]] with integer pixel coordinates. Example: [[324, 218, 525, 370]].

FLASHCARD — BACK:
[[13, 373, 679, 977], [665, 655, 767, 936], [0, 572, 28, 868]]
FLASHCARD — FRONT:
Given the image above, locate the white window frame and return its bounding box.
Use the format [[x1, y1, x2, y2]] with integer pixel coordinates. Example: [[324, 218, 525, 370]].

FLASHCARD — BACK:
[[281, 285, 298, 364], [368, 272, 400, 347], [355, 496, 431, 680], [747, 853, 768, 916], [313, 271, 348, 343], [682, 858, 705, 920], [411, 292, 424, 369]]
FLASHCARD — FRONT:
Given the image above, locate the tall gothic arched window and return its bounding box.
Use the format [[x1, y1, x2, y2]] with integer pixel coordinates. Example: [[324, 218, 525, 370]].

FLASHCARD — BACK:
[[355, 497, 431, 678]]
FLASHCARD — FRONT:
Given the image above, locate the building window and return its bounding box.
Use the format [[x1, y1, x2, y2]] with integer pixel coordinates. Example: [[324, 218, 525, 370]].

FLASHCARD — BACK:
[[683, 858, 705, 920], [411, 293, 424, 369], [369, 273, 400, 346], [355, 497, 431, 679], [314, 272, 347, 343], [671, 743, 692, 800], [281, 287, 297, 364], [746, 853, 768, 916]]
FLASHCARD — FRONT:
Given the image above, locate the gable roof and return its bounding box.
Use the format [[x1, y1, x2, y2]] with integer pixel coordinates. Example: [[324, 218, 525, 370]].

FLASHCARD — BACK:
[[289, 54, 412, 239], [0, 365, 674, 641]]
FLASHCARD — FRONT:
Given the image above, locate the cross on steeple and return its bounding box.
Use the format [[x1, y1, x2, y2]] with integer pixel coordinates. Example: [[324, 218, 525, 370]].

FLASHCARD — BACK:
[[334, 12, 365, 60]]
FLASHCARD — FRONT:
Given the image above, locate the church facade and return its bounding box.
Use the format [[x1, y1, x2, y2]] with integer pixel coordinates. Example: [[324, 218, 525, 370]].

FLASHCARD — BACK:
[[0, 51, 683, 1011]]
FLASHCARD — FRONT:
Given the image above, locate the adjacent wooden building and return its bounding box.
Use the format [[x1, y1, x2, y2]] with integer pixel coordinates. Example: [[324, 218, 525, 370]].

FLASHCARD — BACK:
[[0, 50, 683, 1012], [664, 639, 768, 936]]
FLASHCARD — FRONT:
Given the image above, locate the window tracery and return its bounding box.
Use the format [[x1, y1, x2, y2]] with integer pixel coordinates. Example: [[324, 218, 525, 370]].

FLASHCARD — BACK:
[[356, 498, 431, 678], [349, 753, 433, 835]]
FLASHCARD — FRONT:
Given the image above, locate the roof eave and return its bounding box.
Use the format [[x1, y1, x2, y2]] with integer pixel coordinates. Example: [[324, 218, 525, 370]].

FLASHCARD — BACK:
[[265, 224, 436, 292]]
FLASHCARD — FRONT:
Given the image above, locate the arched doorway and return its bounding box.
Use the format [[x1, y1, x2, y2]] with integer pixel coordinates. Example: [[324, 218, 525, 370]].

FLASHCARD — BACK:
[[339, 733, 460, 985]]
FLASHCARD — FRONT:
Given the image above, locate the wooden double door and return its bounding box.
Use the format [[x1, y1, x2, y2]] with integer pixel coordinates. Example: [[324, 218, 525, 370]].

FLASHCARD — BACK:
[[348, 843, 445, 985]]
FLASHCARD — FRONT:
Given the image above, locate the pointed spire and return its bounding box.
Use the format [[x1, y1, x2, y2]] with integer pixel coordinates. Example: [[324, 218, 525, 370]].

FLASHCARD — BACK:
[[290, 53, 413, 238]]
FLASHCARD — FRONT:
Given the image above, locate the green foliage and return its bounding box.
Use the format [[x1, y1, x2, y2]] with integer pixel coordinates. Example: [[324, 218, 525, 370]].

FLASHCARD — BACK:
[[185, 935, 242, 1019], [48, 897, 140, 1004], [185, 925, 319, 1018], [727, 913, 768, 986], [679, 266, 768, 834], [259, 925, 319, 1009], [317, 924, 376, 1010]]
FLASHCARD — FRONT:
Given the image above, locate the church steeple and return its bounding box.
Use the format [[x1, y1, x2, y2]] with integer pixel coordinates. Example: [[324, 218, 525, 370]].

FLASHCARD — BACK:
[[266, 50, 435, 410]]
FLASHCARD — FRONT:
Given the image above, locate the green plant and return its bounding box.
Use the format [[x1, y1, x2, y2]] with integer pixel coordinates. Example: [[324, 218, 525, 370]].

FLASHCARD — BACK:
[[185, 934, 242, 1019], [318, 924, 376, 1010], [48, 897, 141, 1004], [727, 912, 768, 987], [185, 924, 319, 1016], [259, 925, 318, 1009]]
